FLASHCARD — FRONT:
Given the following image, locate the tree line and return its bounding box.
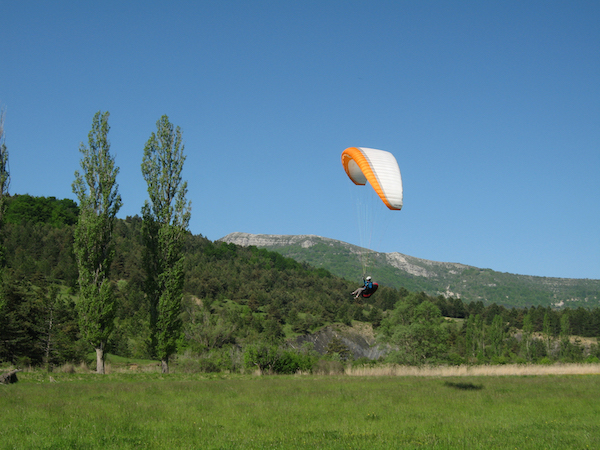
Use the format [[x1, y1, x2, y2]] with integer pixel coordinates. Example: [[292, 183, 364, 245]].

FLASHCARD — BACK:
[[1, 198, 600, 372], [0, 110, 190, 374], [0, 107, 599, 373]]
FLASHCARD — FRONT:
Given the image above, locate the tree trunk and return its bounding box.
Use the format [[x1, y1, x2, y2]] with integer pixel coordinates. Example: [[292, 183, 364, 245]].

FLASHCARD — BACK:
[[96, 346, 105, 374], [45, 306, 54, 372], [0, 369, 20, 384], [161, 358, 169, 374]]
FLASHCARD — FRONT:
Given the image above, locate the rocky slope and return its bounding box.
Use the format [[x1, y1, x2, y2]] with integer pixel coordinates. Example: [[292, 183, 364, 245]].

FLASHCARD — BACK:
[[290, 323, 389, 360]]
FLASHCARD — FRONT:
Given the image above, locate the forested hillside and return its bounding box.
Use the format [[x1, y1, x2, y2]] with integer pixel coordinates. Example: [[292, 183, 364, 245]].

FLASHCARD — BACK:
[[1, 195, 600, 372], [220, 233, 600, 309]]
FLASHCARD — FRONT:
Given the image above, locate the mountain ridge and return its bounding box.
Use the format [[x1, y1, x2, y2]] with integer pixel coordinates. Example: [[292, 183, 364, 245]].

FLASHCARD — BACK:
[[220, 232, 473, 277], [219, 232, 600, 309]]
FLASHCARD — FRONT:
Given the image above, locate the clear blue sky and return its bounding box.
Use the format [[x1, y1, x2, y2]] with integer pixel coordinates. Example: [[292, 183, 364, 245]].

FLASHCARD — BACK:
[[2, 1, 598, 279]]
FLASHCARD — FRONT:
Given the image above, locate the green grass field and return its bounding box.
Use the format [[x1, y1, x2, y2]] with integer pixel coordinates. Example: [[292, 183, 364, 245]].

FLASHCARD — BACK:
[[1, 371, 599, 449]]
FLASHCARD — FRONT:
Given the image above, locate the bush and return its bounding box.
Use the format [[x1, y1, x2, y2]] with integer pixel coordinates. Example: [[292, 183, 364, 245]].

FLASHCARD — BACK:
[[273, 350, 314, 374], [490, 355, 510, 365], [352, 357, 377, 368], [244, 343, 278, 373], [513, 356, 528, 365], [176, 358, 221, 374], [15, 356, 32, 369], [243, 343, 318, 374], [173, 351, 227, 374], [445, 352, 465, 366]]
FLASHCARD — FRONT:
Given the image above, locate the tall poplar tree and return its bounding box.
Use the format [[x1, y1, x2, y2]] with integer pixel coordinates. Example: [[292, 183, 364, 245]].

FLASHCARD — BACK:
[[72, 111, 122, 374], [141, 115, 191, 373]]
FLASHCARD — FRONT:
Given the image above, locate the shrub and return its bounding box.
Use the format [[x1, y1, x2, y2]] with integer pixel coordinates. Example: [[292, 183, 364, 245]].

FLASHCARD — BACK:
[[244, 343, 279, 373], [243, 343, 318, 374], [445, 352, 465, 366], [173, 350, 226, 374], [176, 358, 221, 374], [352, 357, 377, 368], [491, 355, 510, 365], [272, 350, 309, 374]]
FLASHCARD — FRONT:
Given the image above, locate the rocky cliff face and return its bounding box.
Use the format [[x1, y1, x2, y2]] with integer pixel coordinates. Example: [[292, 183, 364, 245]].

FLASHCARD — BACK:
[[220, 232, 357, 251], [383, 252, 470, 278], [289, 323, 389, 360], [222, 232, 306, 248]]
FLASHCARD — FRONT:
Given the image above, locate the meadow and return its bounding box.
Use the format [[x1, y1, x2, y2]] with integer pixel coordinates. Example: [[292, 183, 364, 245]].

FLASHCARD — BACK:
[[1, 367, 600, 449]]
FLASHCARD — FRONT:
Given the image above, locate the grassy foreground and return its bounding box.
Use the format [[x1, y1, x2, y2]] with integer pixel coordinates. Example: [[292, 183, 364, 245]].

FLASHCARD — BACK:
[[1, 371, 599, 449]]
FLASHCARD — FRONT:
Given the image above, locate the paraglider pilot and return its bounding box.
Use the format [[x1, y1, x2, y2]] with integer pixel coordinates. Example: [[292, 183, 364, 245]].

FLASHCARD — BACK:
[[352, 276, 373, 299]]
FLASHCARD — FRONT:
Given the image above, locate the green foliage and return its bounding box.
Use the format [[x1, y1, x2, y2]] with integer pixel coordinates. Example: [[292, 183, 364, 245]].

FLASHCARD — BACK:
[[0, 106, 9, 224], [5, 194, 79, 227], [243, 342, 318, 373], [250, 235, 600, 309], [141, 115, 191, 371], [2, 221, 78, 285], [325, 335, 352, 361], [3, 195, 600, 369], [0, 277, 45, 366], [72, 111, 122, 373], [0, 271, 83, 367], [173, 349, 234, 373], [0, 106, 9, 271], [141, 115, 191, 230], [379, 298, 449, 365]]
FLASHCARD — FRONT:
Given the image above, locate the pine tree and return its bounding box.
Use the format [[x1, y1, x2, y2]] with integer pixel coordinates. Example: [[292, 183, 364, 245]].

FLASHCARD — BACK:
[[326, 335, 351, 361], [141, 115, 191, 373], [72, 111, 122, 374]]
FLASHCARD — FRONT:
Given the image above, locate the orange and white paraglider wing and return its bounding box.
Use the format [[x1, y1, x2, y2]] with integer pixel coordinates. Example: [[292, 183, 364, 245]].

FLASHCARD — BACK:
[[341, 147, 403, 210]]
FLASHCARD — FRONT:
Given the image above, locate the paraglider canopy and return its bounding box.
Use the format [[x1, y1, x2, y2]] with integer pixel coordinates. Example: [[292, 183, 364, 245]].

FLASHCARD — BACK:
[[341, 147, 403, 210]]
